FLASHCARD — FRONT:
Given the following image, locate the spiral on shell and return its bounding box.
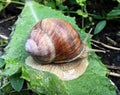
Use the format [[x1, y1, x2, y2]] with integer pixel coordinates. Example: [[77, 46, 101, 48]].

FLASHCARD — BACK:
[[25, 18, 84, 64]]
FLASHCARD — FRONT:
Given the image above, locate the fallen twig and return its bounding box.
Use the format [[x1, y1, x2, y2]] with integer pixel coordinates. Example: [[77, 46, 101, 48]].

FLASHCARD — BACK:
[[0, 16, 16, 24], [92, 40, 120, 50], [91, 43, 106, 51], [0, 34, 8, 40], [106, 36, 117, 45], [108, 72, 120, 77], [106, 65, 120, 70]]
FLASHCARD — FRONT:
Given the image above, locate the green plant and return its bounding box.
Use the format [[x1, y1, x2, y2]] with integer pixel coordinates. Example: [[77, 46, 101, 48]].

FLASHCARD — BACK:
[[0, 0, 24, 12], [94, 20, 107, 35]]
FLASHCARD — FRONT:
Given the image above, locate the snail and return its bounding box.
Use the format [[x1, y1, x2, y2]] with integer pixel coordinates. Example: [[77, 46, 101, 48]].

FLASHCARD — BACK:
[[25, 18, 104, 80]]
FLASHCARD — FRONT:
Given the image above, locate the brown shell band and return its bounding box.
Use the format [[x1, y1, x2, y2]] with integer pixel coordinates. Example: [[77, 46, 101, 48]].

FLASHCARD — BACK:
[[54, 43, 84, 63]]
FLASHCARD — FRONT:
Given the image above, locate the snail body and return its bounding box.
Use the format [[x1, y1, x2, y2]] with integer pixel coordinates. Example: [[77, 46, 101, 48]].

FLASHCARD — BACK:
[[25, 18, 86, 64], [25, 18, 89, 80]]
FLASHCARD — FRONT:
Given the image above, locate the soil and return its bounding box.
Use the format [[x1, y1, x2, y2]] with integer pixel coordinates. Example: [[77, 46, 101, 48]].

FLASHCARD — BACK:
[[0, 4, 21, 53], [0, 1, 120, 95]]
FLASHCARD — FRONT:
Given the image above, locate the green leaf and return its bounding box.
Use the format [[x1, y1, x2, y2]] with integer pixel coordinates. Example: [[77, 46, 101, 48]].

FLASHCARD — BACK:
[[89, 14, 104, 19], [94, 20, 106, 35], [76, 0, 86, 6], [0, 2, 5, 12], [117, 0, 120, 3], [0, 91, 4, 95], [9, 74, 24, 92], [22, 55, 116, 95], [107, 9, 120, 17], [44, 0, 56, 9], [0, 58, 5, 68], [117, 31, 120, 36], [2, 59, 21, 76], [4, 1, 116, 95], [76, 9, 88, 18], [56, 0, 62, 6], [22, 65, 68, 95], [58, 4, 68, 11], [1, 82, 12, 94]]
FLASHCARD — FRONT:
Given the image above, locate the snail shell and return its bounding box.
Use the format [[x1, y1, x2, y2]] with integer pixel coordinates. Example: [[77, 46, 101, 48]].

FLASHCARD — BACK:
[[25, 18, 88, 80], [25, 18, 84, 64]]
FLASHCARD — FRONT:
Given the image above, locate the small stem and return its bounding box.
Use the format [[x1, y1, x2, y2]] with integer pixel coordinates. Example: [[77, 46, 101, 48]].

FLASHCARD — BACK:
[[81, 6, 84, 29], [92, 40, 120, 50], [0, 0, 24, 5], [62, 10, 76, 14], [106, 16, 120, 20]]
